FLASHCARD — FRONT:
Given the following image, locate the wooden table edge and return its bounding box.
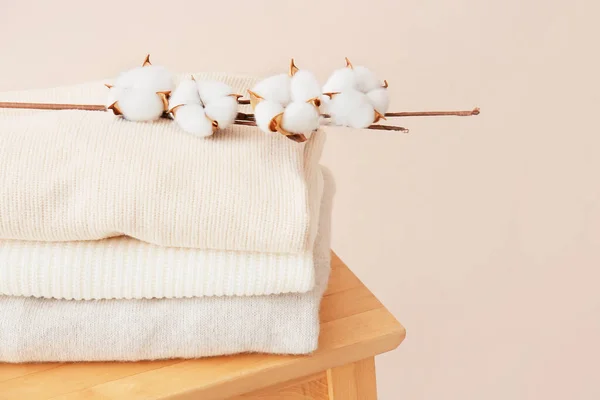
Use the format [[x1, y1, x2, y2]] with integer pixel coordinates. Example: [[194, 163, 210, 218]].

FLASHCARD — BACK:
[[166, 325, 406, 400]]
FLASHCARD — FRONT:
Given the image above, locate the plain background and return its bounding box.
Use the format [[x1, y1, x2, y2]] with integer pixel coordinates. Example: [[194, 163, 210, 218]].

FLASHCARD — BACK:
[[1, 0, 599, 398]]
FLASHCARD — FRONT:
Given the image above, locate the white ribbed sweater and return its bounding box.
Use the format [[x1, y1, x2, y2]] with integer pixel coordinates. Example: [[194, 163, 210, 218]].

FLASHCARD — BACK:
[[0, 73, 325, 254], [0, 236, 315, 300]]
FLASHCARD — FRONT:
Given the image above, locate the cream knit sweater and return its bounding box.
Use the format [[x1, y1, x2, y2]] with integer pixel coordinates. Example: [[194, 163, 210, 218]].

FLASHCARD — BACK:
[[0, 236, 315, 299], [0, 73, 324, 254], [0, 168, 335, 363]]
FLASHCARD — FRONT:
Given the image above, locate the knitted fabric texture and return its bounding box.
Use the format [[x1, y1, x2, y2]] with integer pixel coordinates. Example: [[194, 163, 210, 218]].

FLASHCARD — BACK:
[[0, 236, 315, 300], [0, 168, 335, 363], [0, 73, 325, 254]]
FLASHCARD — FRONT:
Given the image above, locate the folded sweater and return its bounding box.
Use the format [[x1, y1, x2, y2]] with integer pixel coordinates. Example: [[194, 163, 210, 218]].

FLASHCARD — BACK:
[[0, 73, 325, 254], [0, 236, 315, 300], [0, 168, 335, 362]]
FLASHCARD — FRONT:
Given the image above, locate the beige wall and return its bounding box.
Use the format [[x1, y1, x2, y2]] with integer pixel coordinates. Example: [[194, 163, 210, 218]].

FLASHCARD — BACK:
[[1, 0, 599, 398]]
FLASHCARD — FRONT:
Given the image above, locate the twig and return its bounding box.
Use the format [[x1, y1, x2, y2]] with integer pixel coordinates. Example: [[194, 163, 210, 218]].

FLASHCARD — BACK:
[[0, 102, 106, 111], [236, 112, 254, 121], [384, 108, 480, 117], [319, 108, 480, 119], [0, 102, 465, 133], [368, 124, 409, 132], [232, 108, 481, 121], [0, 102, 479, 119], [235, 120, 409, 133], [233, 120, 256, 126], [0, 101, 257, 122]]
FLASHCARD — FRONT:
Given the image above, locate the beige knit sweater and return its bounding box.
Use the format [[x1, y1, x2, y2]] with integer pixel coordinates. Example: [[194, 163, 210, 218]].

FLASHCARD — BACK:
[[0, 73, 325, 254]]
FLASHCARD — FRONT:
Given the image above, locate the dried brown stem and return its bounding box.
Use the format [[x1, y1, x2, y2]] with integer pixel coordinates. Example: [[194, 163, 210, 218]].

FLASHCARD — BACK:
[[232, 120, 256, 127], [234, 120, 409, 133], [0, 102, 257, 123], [239, 108, 480, 121], [0, 102, 107, 111], [235, 112, 254, 121], [368, 124, 409, 132], [319, 108, 480, 119], [384, 108, 480, 117]]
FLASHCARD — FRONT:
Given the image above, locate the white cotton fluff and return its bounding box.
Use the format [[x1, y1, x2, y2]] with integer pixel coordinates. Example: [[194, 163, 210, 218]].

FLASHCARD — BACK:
[[115, 65, 174, 92], [252, 74, 292, 106], [116, 88, 166, 122], [366, 87, 390, 114], [353, 65, 382, 93], [173, 103, 214, 137], [204, 96, 238, 129], [329, 89, 375, 129], [319, 94, 333, 115], [168, 78, 201, 110], [290, 70, 321, 102], [281, 101, 320, 134], [197, 81, 233, 105], [254, 100, 285, 134], [322, 67, 357, 93], [105, 86, 124, 108]]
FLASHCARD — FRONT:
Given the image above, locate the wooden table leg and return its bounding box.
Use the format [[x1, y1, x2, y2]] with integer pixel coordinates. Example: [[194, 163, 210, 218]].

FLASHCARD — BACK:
[[326, 357, 378, 399]]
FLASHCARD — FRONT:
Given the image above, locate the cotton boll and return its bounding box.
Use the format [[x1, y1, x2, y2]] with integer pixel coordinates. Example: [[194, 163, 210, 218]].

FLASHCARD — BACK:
[[197, 81, 233, 105], [290, 70, 321, 102], [322, 68, 357, 93], [174, 103, 214, 137], [204, 96, 238, 129], [115, 66, 174, 92], [252, 74, 292, 106], [169, 78, 202, 110], [254, 100, 285, 134], [366, 88, 390, 114], [329, 89, 375, 129], [281, 101, 320, 134], [117, 89, 166, 122], [353, 65, 381, 93]]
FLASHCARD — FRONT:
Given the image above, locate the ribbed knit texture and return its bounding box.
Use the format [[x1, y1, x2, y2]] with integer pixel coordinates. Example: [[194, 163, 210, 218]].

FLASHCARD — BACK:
[[0, 168, 335, 363], [0, 73, 325, 254], [0, 236, 315, 300]]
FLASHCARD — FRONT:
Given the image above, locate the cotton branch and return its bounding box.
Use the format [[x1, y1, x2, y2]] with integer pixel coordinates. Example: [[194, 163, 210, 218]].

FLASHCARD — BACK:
[[0, 101, 478, 134]]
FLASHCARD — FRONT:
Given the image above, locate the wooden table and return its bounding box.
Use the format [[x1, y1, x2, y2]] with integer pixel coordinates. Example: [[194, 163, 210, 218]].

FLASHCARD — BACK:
[[0, 253, 405, 400]]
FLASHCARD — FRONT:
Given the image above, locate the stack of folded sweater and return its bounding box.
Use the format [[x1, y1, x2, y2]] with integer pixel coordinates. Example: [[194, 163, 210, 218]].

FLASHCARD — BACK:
[[0, 73, 334, 362]]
